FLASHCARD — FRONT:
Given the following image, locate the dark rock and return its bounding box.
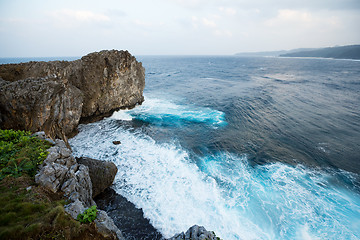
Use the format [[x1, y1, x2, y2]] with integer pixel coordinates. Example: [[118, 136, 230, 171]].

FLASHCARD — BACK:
[[113, 141, 121, 145], [168, 225, 219, 240], [95, 188, 165, 240], [77, 157, 118, 198], [0, 50, 145, 141]]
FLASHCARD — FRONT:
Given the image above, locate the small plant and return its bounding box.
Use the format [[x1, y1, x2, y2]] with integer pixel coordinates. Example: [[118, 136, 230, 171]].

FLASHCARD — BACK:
[[77, 206, 98, 223]]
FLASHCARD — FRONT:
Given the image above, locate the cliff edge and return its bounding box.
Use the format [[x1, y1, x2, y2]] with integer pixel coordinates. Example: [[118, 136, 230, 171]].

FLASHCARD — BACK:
[[0, 50, 145, 141]]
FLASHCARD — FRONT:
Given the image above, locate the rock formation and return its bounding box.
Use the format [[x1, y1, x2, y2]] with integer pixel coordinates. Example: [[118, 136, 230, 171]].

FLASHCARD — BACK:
[[34, 132, 124, 240], [168, 225, 220, 240], [35, 136, 94, 206], [77, 157, 118, 198], [95, 188, 165, 239], [0, 50, 145, 140]]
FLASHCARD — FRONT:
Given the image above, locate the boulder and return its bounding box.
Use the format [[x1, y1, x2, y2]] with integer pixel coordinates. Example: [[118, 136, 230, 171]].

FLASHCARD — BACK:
[[77, 157, 118, 198], [0, 50, 145, 141], [168, 225, 220, 240]]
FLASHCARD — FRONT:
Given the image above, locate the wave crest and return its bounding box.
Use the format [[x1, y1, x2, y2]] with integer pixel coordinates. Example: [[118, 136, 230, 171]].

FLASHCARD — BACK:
[[110, 97, 227, 127]]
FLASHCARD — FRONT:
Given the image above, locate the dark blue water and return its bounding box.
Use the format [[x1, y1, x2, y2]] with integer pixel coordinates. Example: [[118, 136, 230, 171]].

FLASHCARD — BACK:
[[5, 56, 359, 239], [139, 56, 360, 174]]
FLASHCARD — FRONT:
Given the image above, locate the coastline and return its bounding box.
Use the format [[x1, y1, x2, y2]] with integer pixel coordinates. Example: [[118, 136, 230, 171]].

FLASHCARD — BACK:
[[0, 51, 222, 240]]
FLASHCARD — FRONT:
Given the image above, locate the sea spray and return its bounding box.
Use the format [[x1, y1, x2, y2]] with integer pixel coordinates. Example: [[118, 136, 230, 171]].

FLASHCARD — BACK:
[[70, 119, 360, 240]]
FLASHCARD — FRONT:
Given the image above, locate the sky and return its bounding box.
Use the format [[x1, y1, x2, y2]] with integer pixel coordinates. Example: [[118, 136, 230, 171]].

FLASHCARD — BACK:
[[0, 0, 359, 57]]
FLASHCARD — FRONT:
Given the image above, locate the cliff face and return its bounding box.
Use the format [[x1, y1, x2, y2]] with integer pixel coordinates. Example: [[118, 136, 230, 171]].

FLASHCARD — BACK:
[[0, 77, 83, 140], [73, 51, 145, 119], [0, 50, 145, 139]]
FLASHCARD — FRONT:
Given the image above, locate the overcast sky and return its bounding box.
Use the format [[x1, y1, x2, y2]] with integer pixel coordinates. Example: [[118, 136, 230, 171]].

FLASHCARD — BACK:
[[0, 0, 359, 57]]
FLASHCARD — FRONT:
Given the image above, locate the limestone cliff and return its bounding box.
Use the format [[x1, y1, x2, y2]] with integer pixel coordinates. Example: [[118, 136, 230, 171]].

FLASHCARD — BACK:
[[0, 50, 145, 140]]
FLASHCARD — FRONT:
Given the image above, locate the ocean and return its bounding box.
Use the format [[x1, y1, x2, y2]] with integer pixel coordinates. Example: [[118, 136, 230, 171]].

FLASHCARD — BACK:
[[3, 56, 360, 239]]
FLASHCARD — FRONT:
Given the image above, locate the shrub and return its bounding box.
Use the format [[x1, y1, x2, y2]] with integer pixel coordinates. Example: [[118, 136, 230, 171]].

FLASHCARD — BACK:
[[77, 205, 98, 223], [0, 129, 52, 180]]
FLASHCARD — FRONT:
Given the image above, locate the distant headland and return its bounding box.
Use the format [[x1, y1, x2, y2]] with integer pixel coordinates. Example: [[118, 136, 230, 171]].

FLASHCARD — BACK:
[[236, 44, 360, 60]]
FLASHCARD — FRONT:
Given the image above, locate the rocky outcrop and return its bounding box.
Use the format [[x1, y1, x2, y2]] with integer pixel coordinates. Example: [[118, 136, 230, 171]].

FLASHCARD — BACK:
[[0, 50, 145, 140], [0, 77, 83, 143], [35, 136, 94, 206], [34, 132, 124, 240], [77, 157, 118, 198], [169, 225, 220, 240]]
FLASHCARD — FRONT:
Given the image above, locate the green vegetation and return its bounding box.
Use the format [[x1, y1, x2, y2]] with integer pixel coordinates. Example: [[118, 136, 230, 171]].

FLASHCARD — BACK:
[[0, 175, 89, 239], [0, 129, 108, 239], [0, 129, 52, 180], [77, 205, 98, 223]]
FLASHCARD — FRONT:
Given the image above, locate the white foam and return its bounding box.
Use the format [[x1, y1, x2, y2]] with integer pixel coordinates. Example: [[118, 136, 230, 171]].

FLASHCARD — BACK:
[[70, 120, 360, 240], [110, 96, 227, 127], [200, 153, 360, 239], [70, 121, 265, 239], [299, 224, 321, 240], [110, 110, 133, 121]]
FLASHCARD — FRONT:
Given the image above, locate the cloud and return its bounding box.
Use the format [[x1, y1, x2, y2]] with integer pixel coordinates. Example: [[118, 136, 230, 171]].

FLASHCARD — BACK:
[[265, 9, 340, 29], [202, 17, 217, 28], [50, 9, 110, 23], [106, 9, 127, 18], [191, 16, 199, 28], [171, 0, 206, 9], [219, 7, 237, 16], [266, 9, 311, 25], [134, 19, 153, 27], [214, 29, 233, 37]]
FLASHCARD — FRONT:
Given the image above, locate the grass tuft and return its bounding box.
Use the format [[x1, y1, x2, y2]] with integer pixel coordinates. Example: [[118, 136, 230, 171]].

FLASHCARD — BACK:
[[0, 176, 95, 239]]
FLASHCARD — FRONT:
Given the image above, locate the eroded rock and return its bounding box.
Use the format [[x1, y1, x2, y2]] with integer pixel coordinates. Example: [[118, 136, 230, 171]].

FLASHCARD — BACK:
[[35, 139, 94, 207], [0, 77, 83, 140], [0, 50, 145, 141]]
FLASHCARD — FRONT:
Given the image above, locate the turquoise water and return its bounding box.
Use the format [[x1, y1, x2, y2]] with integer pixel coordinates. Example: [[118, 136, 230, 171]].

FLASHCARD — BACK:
[[53, 55, 360, 239]]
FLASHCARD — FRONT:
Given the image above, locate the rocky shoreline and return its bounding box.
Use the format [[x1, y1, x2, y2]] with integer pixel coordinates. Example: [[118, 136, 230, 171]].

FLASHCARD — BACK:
[[34, 131, 124, 239], [0, 50, 222, 240], [95, 188, 164, 239]]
